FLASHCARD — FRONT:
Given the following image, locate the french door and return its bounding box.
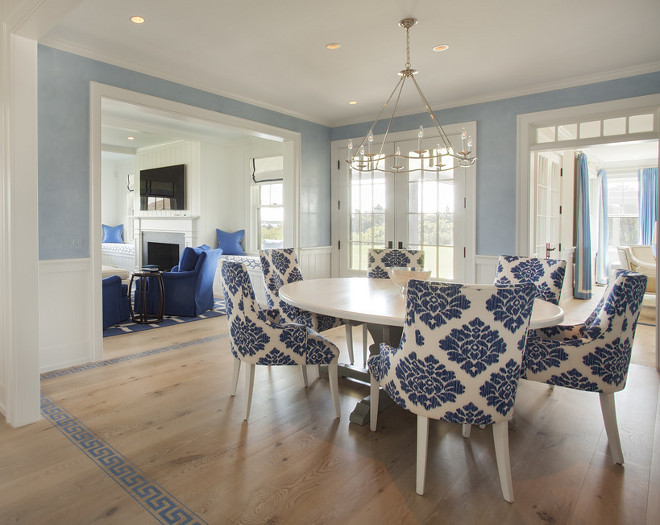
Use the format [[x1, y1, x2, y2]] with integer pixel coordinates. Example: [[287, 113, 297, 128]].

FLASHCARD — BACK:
[[533, 151, 562, 258], [335, 124, 476, 282]]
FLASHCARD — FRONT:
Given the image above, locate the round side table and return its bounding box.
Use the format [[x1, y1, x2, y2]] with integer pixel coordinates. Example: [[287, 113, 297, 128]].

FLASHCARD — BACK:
[[129, 269, 165, 323]]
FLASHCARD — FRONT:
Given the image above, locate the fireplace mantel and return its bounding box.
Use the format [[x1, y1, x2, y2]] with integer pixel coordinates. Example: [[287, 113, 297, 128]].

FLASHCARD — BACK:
[[132, 215, 200, 267]]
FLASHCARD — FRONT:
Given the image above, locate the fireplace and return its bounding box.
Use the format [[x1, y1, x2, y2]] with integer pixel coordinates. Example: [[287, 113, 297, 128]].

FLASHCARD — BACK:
[[140, 231, 186, 270], [147, 242, 180, 271]]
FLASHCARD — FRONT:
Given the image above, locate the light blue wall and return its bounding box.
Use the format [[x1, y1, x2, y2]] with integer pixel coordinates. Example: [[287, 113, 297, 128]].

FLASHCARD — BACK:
[[38, 43, 660, 260], [38, 45, 331, 260], [332, 72, 660, 255]]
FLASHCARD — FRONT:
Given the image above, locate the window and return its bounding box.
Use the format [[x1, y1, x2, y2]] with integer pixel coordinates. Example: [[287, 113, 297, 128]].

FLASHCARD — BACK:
[[607, 175, 639, 247], [337, 122, 476, 282], [256, 182, 284, 250]]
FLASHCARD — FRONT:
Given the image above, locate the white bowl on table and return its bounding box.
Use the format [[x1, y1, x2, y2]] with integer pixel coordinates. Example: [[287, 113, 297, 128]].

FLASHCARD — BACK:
[[387, 267, 432, 294]]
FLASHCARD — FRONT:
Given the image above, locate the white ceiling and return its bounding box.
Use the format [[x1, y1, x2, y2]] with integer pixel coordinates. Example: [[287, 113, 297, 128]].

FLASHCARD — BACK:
[[42, 0, 660, 128], [100, 98, 263, 157]]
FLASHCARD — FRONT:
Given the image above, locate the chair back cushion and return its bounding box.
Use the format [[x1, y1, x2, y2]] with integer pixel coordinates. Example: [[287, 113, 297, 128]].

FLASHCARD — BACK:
[[495, 255, 566, 305], [178, 246, 201, 271], [371, 280, 536, 424], [367, 249, 425, 279]]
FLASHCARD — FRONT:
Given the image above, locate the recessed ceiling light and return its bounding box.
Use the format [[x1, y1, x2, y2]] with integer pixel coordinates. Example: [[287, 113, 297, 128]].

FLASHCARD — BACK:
[[349, 101, 358, 105], [326, 43, 341, 50], [127, 136, 135, 140], [130, 16, 145, 24], [433, 44, 449, 52]]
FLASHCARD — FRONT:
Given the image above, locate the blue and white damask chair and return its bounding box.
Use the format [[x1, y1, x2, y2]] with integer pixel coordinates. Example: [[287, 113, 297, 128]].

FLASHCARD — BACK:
[[363, 248, 426, 366], [523, 269, 647, 464], [220, 261, 340, 421], [260, 248, 364, 365], [367, 248, 425, 279], [368, 279, 536, 502], [495, 255, 567, 305]]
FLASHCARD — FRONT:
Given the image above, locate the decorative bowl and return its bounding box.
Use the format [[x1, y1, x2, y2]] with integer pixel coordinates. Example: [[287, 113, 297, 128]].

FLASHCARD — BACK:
[[387, 267, 432, 293]]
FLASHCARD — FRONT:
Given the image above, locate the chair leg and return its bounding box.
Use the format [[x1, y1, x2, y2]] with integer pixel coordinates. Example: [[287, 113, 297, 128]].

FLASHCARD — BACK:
[[362, 324, 368, 367], [345, 324, 355, 365], [328, 362, 340, 418], [370, 377, 380, 431], [493, 420, 514, 503], [230, 358, 241, 396], [462, 424, 471, 438], [301, 365, 309, 387], [416, 415, 430, 496], [244, 363, 255, 421], [600, 392, 624, 464]]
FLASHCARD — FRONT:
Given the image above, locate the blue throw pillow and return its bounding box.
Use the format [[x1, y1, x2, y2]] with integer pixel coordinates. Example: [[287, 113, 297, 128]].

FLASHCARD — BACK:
[[102, 224, 123, 243], [216, 229, 245, 256], [178, 247, 200, 271]]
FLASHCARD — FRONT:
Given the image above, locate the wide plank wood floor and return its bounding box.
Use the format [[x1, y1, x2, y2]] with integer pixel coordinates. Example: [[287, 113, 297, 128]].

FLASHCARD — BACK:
[[1, 297, 658, 524]]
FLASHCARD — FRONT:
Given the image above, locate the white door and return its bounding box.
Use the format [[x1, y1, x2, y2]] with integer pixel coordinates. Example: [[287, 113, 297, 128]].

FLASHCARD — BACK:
[[533, 151, 562, 258], [337, 127, 474, 281]]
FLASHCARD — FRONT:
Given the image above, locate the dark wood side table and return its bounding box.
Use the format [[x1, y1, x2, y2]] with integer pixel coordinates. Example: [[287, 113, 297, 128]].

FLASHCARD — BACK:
[[129, 269, 165, 323]]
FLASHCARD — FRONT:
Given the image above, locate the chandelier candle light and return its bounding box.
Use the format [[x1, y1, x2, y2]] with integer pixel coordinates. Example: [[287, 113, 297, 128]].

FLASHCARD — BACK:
[[347, 18, 476, 174]]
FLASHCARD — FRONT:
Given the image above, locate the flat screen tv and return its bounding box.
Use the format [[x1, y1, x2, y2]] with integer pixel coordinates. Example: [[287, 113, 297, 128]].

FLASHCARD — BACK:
[[139, 164, 186, 211]]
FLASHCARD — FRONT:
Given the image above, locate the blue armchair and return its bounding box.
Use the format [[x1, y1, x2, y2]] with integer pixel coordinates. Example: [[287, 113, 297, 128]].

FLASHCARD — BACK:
[[102, 275, 130, 329], [138, 246, 223, 317]]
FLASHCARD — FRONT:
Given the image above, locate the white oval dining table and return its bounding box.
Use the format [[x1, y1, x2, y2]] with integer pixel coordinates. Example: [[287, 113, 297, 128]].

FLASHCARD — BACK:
[[279, 277, 565, 425], [279, 277, 564, 329]]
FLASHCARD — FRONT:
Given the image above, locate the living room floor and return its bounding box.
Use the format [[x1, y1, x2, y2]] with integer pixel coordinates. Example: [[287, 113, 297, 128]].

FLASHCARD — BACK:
[[0, 293, 658, 524]]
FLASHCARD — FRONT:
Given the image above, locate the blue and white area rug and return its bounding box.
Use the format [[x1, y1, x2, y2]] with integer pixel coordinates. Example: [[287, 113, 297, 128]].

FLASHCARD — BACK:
[[103, 298, 226, 337]]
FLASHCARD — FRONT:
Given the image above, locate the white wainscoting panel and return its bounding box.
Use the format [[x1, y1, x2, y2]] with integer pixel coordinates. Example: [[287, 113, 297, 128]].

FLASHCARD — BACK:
[[475, 255, 499, 284], [39, 259, 93, 372], [300, 246, 332, 279]]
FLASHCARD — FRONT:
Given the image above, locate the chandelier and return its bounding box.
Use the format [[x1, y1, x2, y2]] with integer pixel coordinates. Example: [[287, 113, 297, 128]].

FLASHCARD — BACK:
[[346, 18, 477, 174]]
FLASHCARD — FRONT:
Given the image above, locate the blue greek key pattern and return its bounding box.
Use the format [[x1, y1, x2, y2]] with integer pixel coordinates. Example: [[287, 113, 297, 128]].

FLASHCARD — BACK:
[[41, 394, 207, 525], [40, 335, 226, 380]]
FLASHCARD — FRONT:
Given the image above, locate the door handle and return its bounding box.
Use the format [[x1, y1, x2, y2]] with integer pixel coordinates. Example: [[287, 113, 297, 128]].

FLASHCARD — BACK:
[[545, 242, 556, 258]]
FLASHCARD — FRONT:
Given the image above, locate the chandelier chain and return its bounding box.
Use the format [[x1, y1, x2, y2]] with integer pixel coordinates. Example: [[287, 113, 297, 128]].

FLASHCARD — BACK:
[[405, 25, 411, 69]]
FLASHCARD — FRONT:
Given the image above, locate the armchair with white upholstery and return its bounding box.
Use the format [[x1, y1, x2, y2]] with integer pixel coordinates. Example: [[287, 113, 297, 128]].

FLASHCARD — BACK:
[[619, 245, 656, 294], [368, 279, 536, 502], [523, 269, 647, 464], [494, 255, 566, 305], [221, 261, 340, 421]]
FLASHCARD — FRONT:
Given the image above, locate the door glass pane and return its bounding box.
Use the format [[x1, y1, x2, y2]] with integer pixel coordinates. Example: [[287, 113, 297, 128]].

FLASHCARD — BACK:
[[349, 168, 386, 271], [404, 143, 456, 280]]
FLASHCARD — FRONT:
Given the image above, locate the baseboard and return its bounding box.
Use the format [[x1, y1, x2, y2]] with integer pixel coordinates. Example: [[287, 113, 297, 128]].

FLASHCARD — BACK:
[[40, 349, 92, 374]]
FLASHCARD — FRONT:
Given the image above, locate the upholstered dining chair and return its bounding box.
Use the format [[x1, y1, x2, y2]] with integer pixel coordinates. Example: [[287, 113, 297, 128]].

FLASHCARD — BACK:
[[363, 248, 426, 366], [367, 248, 425, 279], [220, 261, 340, 421], [368, 279, 536, 502], [494, 255, 567, 305], [260, 248, 363, 366], [523, 269, 647, 464]]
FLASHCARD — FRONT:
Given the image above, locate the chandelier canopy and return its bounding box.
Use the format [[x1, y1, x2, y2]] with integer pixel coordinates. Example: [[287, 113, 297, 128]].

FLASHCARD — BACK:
[[347, 18, 477, 174]]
